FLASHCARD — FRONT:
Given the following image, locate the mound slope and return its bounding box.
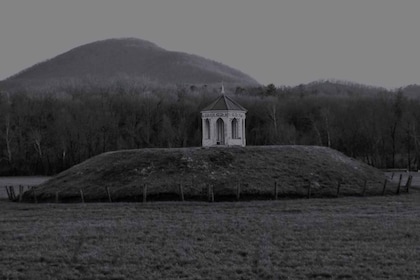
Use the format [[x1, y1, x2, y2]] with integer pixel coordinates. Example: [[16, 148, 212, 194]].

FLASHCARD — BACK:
[[23, 146, 389, 202]]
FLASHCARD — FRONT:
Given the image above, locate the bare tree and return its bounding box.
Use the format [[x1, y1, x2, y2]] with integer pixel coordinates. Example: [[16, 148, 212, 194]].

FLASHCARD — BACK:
[[1, 92, 13, 168]]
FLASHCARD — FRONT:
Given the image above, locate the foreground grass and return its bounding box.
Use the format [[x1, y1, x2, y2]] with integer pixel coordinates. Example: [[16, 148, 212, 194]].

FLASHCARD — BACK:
[[1, 191, 420, 279]]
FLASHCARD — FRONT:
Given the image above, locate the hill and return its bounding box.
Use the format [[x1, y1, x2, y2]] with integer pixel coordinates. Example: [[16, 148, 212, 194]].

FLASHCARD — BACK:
[[400, 84, 420, 99], [291, 80, 388, 97], [22, 146, 388, 203], [1, 38, 259, 91], [284, 80, 420, 99]]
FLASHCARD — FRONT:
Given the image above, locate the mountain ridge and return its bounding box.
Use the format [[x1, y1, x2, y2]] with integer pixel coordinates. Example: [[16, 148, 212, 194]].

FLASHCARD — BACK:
[[274, 79, 420, 99], [1, 38, 418, 98], [1, 38, 260, 90]]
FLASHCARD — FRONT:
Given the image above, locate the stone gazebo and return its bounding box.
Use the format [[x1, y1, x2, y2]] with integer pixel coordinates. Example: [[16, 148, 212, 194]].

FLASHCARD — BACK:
[[201, 87, 247, 147]]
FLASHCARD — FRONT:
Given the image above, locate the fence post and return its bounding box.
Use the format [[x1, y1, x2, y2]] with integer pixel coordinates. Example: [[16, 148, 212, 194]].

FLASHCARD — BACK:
[[336, 181, 341, 197], [409, 175, 413, 192], [307, 182, 311, 199], [8, 186, 12, 200], [143, 184, 147, 203], [105, 186, 112, 202], [396, 174, 402, 195], [207, 184, 214, 202], [80, 189, 85, 203], [5, 186, 11, 201], [362, 180, 367, 196], [19, 185, 23, 202], [382, 179, 387, 196], [207, 184, 210, 202], [179, 183, 185, 202], [274, 181, 278, 200], [406, 175, 412, 193], [9, 186, 16, 201], [236, 183, 241, 201]]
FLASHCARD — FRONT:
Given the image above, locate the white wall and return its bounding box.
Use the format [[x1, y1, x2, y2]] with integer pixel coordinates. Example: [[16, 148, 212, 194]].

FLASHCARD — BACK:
[[201, 110, 246, 147]]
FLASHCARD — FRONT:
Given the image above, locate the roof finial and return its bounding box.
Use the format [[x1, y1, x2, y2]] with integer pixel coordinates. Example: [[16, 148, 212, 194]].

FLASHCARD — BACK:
[[221, 81, 225, 94]]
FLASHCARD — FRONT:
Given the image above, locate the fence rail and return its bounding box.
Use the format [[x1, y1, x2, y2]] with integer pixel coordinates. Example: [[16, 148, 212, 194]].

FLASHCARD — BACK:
[[3, 174, 416, 203]]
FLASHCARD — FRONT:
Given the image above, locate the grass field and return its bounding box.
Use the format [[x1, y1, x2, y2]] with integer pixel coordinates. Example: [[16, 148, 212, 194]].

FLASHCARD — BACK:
[[1, 173, 420, 279]]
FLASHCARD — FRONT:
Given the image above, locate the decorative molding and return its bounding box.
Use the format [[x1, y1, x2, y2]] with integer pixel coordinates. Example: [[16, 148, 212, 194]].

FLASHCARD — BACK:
[[202, 112, 245, 118]]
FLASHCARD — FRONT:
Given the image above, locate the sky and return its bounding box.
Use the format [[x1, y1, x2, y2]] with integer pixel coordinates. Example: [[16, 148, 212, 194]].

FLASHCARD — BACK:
[[1, 0, 419, 89]]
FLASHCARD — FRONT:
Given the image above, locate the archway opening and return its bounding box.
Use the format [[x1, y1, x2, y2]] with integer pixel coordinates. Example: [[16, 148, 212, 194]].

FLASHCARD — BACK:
[[205, 119, 210, 139], [231, 118, 238, 139], [216, 118, 225, 145]]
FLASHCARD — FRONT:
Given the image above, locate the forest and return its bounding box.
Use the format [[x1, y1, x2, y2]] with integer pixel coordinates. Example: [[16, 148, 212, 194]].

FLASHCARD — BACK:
[[0, 81, 419, 175]]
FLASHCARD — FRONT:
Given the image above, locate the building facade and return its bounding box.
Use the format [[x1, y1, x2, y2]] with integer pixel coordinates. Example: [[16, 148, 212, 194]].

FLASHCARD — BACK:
[[201, 91, 247, 147]]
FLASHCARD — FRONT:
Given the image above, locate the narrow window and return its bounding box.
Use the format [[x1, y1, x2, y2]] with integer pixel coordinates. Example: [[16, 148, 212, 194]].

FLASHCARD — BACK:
[[216, 118, 225, 145], [205, 119, 210, 139], [232, 118, 238, 139]]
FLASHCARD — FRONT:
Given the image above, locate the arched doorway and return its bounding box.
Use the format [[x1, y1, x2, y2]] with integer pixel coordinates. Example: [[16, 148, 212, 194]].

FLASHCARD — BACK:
[[216, 118, 225, 145]]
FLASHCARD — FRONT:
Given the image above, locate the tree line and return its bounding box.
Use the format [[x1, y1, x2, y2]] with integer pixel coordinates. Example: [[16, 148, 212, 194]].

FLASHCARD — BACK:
[[0, 82, 419, 175]]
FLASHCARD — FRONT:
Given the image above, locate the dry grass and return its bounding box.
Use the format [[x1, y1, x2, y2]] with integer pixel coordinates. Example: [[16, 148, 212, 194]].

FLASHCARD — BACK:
[[23, 146, 388, 202], [1, 188, 420, 279]]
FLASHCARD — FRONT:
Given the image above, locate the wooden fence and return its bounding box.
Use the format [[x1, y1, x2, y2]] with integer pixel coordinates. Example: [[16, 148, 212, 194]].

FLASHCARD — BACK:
[[3, 174, 414, 203]]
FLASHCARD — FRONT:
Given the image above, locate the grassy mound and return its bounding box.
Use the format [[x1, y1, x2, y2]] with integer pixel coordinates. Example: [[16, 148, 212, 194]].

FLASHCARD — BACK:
[[23, 146, 388, 202]]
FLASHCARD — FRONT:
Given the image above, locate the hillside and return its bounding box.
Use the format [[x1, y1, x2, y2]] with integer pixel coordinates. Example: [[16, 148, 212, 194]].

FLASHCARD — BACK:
[[285, 80, 420, 99], [1, 38, 259, 91], [400, 84, 420, 99], [23, 146, 389, 203], [293, 80, 387, 97]]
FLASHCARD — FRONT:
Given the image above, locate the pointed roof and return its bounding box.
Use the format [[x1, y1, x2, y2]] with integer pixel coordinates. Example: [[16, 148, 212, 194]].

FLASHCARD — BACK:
[[201, 94, 247, 111]]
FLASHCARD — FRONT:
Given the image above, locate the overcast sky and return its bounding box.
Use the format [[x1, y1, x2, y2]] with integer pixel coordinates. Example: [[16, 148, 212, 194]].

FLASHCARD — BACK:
[[1, 0, 419, 89]]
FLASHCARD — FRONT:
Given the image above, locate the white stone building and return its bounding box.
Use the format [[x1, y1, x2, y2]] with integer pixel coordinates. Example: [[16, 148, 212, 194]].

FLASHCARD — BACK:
[[201, 88, 247, 147]]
